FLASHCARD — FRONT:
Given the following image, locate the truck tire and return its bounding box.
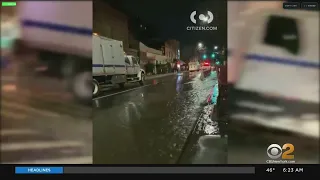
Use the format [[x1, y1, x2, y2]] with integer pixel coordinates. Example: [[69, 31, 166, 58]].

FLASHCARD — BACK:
[[72, 71, 92, 103], [93, 79, 100, 97], [60, 55, 92, 104], [139, 72, 145, 86]]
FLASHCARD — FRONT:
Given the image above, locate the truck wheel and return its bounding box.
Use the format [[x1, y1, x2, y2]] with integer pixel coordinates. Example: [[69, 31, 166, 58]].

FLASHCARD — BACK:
[[119, 82, 125, 88], [139, 72, 145, 86], [93, 79, 100, 97], [72, 71, 92, 103]]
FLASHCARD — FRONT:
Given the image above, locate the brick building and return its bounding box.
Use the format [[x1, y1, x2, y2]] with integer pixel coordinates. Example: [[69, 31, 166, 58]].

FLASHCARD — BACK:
[[128, 32, 139, 53], [163, 39, 180, 62], [93, 1, 138, 56]]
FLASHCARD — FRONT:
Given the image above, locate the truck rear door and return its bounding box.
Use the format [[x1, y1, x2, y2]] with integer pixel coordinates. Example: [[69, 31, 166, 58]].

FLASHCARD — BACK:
[[92, 35, 105, 75]]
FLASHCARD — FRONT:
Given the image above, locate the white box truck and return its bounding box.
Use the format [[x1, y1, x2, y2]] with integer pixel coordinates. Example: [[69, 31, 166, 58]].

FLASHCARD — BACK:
[[92, 34, 145, 96], [92, 35, 127, 96], [16, 1, 92, 103]]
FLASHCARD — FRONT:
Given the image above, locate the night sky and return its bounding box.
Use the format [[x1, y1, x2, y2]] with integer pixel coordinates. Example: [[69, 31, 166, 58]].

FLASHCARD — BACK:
[[105, 0, 227, 59]]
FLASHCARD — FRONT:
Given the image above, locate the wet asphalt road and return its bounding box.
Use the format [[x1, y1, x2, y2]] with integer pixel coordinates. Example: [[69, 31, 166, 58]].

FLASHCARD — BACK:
[[1, 73, 92, 164], [93, 70, 319, 164], [93, 71, 219, 164], [1, 63, 318, 164]]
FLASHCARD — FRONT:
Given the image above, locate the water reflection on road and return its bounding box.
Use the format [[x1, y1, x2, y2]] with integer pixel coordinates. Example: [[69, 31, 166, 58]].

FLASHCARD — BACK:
[[93, 71, 216, 164]]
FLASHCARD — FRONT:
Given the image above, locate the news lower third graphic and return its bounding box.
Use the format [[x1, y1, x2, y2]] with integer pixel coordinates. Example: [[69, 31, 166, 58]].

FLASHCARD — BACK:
[[266, 143, 295, 164], [15, 166, 255, 174], [15, 167, 64, 174], [1, 2, 16, 6]]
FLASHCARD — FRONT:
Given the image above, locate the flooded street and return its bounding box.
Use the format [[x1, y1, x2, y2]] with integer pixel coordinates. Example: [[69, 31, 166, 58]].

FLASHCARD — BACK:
[[93, 71, 219, 164], [2, 59, 317, 165]]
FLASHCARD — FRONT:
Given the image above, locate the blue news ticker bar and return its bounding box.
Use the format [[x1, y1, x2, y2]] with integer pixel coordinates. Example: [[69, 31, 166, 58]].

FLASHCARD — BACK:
[[15, 166, 254, 174], [15, 167, 64, 174]]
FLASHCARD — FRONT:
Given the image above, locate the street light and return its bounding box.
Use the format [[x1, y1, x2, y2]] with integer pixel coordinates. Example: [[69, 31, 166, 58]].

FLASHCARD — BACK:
[[214, 46, 218, 50], [198, 42, 203, 48]]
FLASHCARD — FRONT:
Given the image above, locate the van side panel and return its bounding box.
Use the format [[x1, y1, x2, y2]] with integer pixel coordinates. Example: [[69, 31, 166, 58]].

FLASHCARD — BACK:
[[18, 1, 92, 57], [236, 11, 319, 103]]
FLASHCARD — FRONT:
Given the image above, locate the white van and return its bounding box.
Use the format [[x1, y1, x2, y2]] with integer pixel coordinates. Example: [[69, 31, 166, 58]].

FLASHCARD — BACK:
[[189, 61, 200, 72]]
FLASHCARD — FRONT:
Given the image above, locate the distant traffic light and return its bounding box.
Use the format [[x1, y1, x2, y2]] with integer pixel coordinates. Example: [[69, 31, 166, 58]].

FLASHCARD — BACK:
[[211, 53, 216, 58], [215, 60, 220, 65], [202, 54, 207, 59]]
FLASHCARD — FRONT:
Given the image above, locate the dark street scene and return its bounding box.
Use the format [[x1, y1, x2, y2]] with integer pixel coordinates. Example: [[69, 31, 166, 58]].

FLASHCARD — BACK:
[[1, 0, 318, 166], [92, 0, 228, 164], [93, 0, 319, 164]]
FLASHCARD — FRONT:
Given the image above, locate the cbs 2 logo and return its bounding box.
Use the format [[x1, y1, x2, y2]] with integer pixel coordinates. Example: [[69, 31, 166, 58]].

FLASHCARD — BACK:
[[267, 143, 294, 159]]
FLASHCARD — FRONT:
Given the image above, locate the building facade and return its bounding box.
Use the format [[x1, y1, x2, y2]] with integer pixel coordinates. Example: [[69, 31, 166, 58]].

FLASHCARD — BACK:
[[139, 42, 166, 65], [93, 1, 138, 56], [128, 32, 139, 50], [163, 39, 180, 62]]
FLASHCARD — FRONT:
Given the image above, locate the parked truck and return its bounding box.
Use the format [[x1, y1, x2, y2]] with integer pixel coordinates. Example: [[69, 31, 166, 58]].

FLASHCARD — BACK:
[[92, 34, 145, 97], [16, 1, 92, 103], [124, 55, 145, 84]]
